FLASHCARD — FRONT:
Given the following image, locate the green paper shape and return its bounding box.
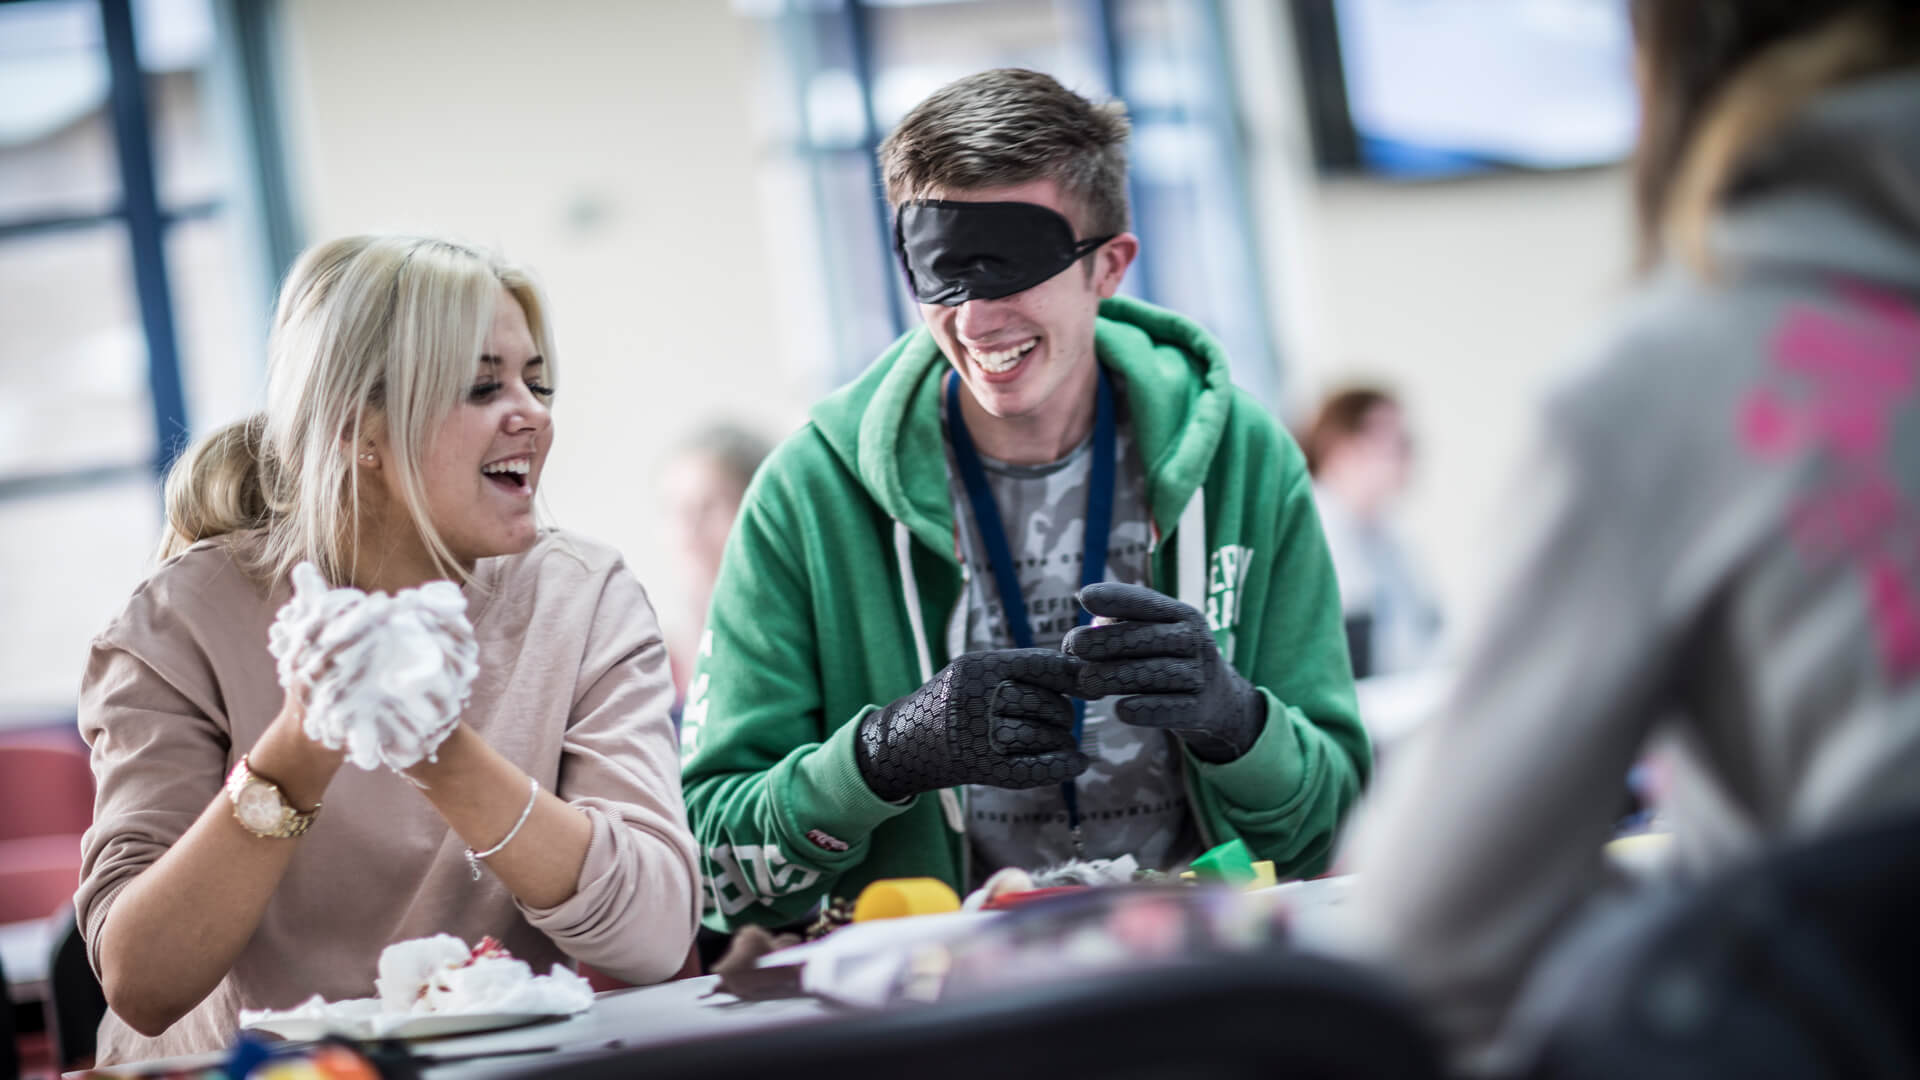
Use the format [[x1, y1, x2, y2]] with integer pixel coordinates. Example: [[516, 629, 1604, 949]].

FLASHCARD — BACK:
[[1189, 838, 1256, 886]]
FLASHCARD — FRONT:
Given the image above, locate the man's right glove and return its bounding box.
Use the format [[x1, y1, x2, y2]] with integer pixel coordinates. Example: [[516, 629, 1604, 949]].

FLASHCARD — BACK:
[[854, 648, 1090, 803], [1064, 582, 1267, 764]]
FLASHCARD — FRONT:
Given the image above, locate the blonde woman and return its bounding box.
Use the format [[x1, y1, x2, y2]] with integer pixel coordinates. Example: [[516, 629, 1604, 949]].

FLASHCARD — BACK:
[[1343, 0, 1920, 1069], [75, 235, 699, 1064]]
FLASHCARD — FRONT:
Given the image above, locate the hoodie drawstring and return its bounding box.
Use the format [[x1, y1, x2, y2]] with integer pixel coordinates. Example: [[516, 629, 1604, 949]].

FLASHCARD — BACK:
[[893, 520, 936, 685], [894, 520, 967, 834], [1176, 488, 1208, 614]]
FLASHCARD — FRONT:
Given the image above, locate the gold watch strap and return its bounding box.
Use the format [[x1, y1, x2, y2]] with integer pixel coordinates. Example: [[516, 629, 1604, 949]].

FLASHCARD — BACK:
[[225, 755, 322, 838]]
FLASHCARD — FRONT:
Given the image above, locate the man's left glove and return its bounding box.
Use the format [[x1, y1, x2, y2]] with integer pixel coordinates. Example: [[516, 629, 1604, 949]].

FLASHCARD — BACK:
[[1063, 582, 1266, 763]]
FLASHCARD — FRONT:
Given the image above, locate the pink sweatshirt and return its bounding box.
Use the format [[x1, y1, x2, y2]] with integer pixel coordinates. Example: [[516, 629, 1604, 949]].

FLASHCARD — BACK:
[[75, 530, 700, 1064]]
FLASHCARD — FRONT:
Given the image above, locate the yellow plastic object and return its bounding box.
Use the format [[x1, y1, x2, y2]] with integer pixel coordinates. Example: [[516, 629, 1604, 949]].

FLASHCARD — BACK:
[[853, 877, 962, 921]]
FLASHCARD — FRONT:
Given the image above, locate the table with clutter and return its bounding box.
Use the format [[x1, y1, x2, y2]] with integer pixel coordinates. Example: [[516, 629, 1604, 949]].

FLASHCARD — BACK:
[[70, 971, 833, 1080], [79, 840, 1357, 1080]]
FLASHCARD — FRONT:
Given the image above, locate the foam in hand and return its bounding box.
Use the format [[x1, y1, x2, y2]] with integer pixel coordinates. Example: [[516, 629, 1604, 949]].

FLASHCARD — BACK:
[[268, 562, 479, 772]]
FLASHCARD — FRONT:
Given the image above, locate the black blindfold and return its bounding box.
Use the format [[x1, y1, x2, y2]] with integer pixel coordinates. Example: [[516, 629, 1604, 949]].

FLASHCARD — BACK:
[[893, 199, 1115, 305]]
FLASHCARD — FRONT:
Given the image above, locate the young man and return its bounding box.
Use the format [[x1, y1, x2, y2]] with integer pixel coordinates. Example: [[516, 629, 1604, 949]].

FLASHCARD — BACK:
[[682, 69, 1368, 929]]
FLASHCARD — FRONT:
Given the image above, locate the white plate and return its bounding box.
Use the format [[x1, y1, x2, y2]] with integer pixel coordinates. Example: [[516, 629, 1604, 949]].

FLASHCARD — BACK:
[[244, 1008, 568, 1042]]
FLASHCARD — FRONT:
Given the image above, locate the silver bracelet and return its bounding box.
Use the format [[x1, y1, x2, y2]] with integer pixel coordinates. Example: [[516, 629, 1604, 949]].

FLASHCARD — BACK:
[[465, 777, 539, 881]]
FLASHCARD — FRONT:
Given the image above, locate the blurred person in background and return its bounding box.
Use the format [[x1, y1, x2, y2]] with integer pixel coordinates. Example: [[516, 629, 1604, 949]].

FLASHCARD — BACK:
[[1343, 0, 1920, 1069], [681, 69, 1368, 932], [76, 235, 698, 1063], [1302, 385, 1441, 677], [658, 422, 772, 704]]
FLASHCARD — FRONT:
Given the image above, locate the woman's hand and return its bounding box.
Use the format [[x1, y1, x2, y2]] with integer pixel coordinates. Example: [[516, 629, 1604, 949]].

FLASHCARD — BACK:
[[403, 724, 593, 910], [246, 687, 347, 810], [268, 563, 478, 773]]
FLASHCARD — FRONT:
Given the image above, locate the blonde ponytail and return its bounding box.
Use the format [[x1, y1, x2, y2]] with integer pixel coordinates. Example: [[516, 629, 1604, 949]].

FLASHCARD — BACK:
[[1664, 8, 1919, 274], [156, 414, 274, 563]]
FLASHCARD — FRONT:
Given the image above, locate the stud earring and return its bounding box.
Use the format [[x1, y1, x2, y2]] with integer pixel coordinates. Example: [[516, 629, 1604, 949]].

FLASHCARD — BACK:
[[359, 452, 376, 464]]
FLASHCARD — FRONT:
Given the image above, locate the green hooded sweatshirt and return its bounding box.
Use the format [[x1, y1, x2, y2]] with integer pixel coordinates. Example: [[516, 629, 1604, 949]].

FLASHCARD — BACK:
[[681, 297, 1370, 929]]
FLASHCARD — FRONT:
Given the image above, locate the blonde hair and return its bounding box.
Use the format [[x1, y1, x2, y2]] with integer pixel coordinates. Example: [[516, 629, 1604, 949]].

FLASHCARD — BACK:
[[158, 235, 557, 585], [1630, 1, 1920, 273]]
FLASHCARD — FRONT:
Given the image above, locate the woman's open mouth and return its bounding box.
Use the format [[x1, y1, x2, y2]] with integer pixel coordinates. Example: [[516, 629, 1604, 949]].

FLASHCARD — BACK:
[[481, 455, 533, 496]]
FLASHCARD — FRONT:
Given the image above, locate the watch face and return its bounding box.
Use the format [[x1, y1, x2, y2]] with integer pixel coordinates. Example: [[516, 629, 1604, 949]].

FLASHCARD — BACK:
[[236, 779, 287, 833]]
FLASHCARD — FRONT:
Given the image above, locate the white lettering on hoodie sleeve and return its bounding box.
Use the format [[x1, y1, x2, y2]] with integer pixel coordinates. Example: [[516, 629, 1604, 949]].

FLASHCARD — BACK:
[[705, 843, 824, 916]]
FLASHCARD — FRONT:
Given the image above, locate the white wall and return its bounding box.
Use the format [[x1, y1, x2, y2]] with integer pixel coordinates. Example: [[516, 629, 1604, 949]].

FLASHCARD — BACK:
[[278, 0, 808, 634], [0, 0, 1638, 716], [1220, 0, 1637, 631], [261, 0, 1632, 672], [1291, 167, 1634, 622], [277, 0, 1633, 648]]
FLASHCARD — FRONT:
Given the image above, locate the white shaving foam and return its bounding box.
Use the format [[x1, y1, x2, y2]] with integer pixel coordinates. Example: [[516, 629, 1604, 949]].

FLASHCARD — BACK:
[[375, 933, 472, 1012], [422, 955, 593, 1015], [268, 562, 479, 772], [373, 936, 590, 1015], [243, 935, 594, 1034]]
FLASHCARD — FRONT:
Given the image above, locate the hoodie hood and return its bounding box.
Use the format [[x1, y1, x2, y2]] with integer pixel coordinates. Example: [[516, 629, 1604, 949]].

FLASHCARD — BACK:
[[1717, 68, 1920, 291], [807, 295, 1239, 558]]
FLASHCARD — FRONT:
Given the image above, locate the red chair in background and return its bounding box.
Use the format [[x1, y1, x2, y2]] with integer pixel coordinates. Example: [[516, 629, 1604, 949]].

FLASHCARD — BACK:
[[0, 729, 94, 926]]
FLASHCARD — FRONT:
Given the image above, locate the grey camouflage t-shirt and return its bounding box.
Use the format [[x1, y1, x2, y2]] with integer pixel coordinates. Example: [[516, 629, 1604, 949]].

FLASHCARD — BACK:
[[943, 405, 1196, 887]]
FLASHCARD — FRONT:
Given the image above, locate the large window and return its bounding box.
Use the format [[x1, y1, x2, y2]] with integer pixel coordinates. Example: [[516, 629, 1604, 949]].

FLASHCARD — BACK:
[[0, 0, 291, 717], [741, 0, 1283, 406]]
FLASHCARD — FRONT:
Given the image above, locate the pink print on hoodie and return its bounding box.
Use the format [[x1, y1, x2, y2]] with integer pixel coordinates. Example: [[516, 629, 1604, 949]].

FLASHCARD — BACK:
[[1740, 282, 1920, 681]]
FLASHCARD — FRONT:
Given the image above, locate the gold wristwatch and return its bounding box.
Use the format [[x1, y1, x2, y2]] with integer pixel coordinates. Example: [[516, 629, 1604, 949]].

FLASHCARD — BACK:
[[224, 755, 321, 838]]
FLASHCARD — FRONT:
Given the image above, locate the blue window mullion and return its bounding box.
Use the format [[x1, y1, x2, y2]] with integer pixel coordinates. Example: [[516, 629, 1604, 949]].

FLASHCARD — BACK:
[[100, 0, 191, 478], [1085, 0, 1159, 306], [0, 198, 223, 243], [846, 0, 908, 342]]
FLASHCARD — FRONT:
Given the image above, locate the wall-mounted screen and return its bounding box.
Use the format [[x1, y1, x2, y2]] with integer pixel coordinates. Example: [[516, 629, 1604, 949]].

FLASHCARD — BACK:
[[1294, 0, 1638, 177]]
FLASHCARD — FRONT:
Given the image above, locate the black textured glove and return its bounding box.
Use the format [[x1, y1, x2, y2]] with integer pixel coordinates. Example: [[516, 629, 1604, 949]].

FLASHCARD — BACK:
[[1063, 582, 1267, 764], [855, 648, 1090, 802]]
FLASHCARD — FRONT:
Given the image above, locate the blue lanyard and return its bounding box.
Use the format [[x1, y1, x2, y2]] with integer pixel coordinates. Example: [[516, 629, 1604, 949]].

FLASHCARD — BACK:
[[945, 365, 1116, 837]]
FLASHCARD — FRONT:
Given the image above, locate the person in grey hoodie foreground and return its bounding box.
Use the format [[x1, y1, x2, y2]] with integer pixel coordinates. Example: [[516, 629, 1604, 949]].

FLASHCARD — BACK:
[[1342, 0, 1920, 1069]]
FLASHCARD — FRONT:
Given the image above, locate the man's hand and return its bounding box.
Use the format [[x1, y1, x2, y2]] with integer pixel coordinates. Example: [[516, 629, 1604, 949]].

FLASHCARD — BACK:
[[855, 649, 1090, 802], [1064, 582, 1266, 763]]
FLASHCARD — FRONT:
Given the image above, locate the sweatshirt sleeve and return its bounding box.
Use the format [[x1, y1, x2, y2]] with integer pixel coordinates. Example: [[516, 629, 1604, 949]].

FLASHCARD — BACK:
[[516, 563, 701, 984], [75, 637, 232, 978], [1185, 455, 1372, 878], [680, 472, 913, 929], [1339, 403, 1665, 1061]]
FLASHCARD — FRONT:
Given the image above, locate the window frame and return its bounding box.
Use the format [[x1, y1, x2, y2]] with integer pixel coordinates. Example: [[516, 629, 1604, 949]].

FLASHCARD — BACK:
[[0, 0, 298, 501]]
